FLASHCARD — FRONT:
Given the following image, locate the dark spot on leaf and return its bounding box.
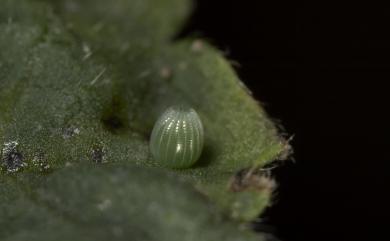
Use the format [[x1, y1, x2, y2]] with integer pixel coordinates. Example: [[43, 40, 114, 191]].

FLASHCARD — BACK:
[[1, 141, 26, 173], [91, 146, 106, 164]]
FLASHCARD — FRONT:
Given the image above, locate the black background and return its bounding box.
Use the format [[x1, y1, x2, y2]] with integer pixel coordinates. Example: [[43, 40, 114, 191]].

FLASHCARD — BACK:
[[180, 2, 389, 241]]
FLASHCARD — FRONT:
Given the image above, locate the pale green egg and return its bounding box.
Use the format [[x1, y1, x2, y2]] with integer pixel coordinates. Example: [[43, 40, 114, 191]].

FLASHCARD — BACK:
[[150, 106, 204, 169]]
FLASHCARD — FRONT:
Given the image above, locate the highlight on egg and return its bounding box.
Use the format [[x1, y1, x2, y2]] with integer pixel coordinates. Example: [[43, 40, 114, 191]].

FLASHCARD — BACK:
[[149, 106, 204, 169]]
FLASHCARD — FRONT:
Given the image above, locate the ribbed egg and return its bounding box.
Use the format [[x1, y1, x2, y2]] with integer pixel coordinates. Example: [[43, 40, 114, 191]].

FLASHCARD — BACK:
[[150, 106, 204, 169]]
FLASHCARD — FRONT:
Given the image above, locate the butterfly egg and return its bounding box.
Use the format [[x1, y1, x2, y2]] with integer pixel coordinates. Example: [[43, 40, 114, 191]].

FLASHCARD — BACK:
[[150, 106, 204, 169]]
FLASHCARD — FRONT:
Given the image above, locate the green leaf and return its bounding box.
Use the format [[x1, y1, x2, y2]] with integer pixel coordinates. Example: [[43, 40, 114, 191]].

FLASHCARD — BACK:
[[42, 0, 192, 44], [0, 0, 290, 227], [0, 164, 272, 241]]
